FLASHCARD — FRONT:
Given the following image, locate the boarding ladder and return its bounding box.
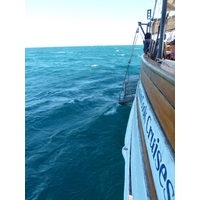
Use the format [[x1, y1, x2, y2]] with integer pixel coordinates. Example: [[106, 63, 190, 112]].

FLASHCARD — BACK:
[[118, 27, 140, 105]]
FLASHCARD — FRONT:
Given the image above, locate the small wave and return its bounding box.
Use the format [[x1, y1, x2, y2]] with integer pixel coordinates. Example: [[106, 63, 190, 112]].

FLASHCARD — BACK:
[[68, 99, 75, 104], [91, 64, 98, 67], [66, 99, 75, 104], [116, 50, 119, 52], [76, 96, 90, 102], [104, 106, 117, 116], [74, 61, 83, 64], [56, 52, 66, 54], [118, 54, 124, 56], [68, 58, 76, 61]]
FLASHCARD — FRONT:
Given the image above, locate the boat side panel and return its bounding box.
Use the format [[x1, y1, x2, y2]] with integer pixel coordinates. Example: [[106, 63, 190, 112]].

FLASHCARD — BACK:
[[130, 99, 151, 200], [142, 54, 175, 84], [140, 67, 175, 151], [137, 96, 157, 199], [122, 101, 134, 200], [137, 80, 175, 200], [122, 97, 152, 200], [141, 61, 175, 108]]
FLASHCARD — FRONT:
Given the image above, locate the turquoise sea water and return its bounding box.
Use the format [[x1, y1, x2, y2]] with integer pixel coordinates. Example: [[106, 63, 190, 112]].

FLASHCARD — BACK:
[[25, 45, 143, 200]]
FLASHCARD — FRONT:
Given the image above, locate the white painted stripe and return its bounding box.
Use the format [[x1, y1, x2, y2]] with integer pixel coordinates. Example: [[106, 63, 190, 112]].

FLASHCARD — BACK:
[[123, 98, 150, 200]]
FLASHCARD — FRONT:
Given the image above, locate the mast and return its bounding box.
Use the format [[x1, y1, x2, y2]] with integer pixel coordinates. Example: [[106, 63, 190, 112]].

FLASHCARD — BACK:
[[157, 0, 167, 60]]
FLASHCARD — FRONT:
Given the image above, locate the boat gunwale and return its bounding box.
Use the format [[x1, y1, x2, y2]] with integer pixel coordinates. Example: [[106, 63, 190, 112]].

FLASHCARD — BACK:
[[141, 54, 175, 85]]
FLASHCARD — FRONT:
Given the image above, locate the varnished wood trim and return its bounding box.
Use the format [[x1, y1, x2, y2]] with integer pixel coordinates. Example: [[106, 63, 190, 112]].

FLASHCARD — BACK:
[[142, 54, 175, 84], [137, 94, 157, 200], [141, 64, 175, 108], [142, 63, 152, 78], [140, 68, 175, 151], [150, 71, 175, 108]]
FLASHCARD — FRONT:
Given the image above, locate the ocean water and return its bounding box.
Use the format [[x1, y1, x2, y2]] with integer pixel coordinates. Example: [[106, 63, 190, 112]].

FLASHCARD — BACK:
[[25, 45, 143, 200]]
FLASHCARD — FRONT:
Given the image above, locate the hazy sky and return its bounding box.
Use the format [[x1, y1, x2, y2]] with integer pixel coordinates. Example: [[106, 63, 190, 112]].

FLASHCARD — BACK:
[[25, 0, 155, 47]]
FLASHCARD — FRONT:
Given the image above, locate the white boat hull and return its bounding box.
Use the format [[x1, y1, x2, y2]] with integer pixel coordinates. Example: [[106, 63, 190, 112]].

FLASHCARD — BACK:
[[122, 79, 175, 200]]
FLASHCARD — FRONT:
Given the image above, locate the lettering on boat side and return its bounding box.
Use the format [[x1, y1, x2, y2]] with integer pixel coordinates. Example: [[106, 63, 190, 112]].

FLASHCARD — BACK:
[[138, 81, 175, 200]]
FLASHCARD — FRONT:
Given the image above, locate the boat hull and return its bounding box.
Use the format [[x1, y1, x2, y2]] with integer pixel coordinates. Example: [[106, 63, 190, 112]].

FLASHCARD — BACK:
[[122, 54, 175, 200]]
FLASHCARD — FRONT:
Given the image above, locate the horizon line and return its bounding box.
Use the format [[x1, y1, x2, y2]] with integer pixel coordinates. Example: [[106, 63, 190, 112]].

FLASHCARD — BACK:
[[25, 44, 143, 49]]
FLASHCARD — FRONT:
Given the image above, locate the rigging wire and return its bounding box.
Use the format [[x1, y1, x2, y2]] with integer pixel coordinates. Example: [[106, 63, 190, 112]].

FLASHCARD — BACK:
[[128, 27, 139, 64], [149, 0, 162, 59], [118, 26, 139, 103]]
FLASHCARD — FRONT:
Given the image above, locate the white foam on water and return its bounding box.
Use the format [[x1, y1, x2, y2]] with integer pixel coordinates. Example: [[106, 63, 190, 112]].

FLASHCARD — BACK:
[[66, 99, 75, 104], [91, 64, 98, 67], [57, 52, 66, 54], [104, 105, 118, 116]]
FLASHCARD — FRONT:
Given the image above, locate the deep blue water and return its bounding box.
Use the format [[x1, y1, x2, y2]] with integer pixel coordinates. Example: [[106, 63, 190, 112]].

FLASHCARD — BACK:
[[25, 45, 143, 200]]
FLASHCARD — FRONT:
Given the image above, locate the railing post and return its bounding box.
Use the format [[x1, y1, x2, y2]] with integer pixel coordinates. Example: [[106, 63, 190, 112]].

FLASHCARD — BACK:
[[157, 0, 167, 60]]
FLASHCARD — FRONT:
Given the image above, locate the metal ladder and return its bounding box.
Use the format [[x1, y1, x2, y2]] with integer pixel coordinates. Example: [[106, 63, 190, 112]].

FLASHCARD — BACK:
[[118, 76, 139, 105], [118, 27, 140, 105]]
